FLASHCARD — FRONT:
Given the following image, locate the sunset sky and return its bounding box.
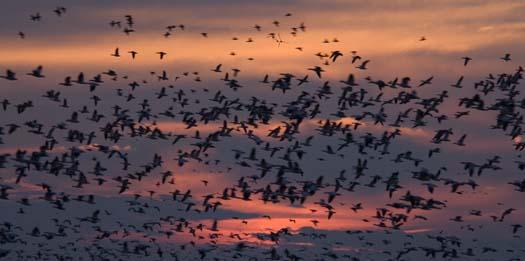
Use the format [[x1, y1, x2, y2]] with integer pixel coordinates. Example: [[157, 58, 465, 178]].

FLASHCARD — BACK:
[[1, 1, 525, 260]]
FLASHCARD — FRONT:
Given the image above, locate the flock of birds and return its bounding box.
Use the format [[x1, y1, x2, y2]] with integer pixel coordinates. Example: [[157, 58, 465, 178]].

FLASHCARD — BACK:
[[1, 4, 525, 261]]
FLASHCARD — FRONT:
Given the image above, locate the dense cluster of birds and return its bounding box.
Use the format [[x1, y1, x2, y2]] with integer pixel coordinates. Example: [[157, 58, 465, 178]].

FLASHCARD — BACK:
[[1, 4, 525, 261]]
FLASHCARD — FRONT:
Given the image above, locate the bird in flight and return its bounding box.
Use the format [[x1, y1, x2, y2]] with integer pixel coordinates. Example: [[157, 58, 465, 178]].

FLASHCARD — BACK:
[[111, 47, 120, 57], [308, 66, 325, 78], [462, 56, 472, 66], [156, 51, 167, 59], [501, 53, 511, 62], [128, 50, 138, 59], [1, 69, 17, 80]]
